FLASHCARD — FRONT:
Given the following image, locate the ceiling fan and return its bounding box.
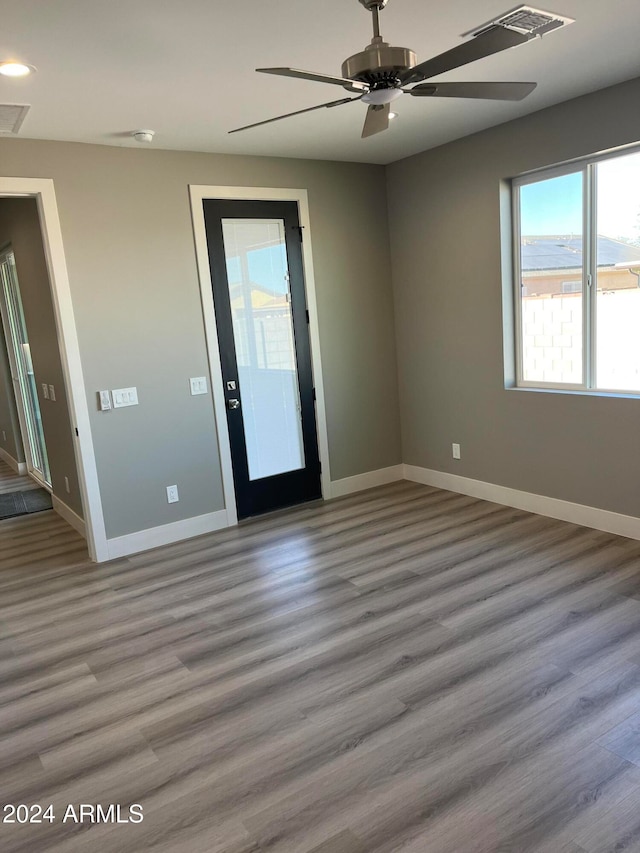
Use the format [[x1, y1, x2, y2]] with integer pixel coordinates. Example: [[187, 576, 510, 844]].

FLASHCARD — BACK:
[[230, 0, 541, 139]]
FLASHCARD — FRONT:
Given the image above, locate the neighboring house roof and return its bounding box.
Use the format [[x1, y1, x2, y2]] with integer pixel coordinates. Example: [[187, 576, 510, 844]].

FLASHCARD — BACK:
[[522, 236, 640, 271]]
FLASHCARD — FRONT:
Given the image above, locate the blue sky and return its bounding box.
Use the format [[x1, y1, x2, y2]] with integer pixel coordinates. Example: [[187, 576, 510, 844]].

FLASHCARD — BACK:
[[226, 244, 288, 294], [520, 150, 640, 241], [521, 172, 583, 235]]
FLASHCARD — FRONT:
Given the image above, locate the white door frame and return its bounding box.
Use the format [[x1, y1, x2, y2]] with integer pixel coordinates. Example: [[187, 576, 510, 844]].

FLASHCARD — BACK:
[[189, 185, 332, 524], [0, 177, 108, 562]]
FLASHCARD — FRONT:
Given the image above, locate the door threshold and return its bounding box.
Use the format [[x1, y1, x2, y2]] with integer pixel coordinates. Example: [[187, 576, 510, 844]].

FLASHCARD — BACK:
[[237, 497, 325, 525], [27, 472, 52, 492]]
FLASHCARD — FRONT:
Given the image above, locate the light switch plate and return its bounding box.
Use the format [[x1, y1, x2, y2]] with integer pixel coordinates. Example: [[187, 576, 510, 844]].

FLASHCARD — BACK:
[[42, 383, 49, 400], [190, 376, 208, 395], [112, 387, 139, 408], [98, 390, 112, 411], [48, 384, 56, 402]]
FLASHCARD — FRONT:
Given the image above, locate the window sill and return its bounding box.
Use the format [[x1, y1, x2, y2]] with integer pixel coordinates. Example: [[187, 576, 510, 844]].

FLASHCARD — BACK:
[[506, 385, 640, 401]]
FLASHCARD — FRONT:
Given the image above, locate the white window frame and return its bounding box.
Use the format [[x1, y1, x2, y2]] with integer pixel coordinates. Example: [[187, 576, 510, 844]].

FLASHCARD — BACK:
[[512, 142, 640, 396]]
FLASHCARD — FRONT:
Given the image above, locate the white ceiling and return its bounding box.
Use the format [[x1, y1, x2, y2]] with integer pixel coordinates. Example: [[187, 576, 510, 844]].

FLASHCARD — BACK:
[[1, 0, 640, 166]]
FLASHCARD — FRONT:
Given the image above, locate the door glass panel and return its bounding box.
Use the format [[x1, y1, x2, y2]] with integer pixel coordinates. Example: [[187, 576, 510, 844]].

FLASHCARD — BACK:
[[221, 218, 305, 481]]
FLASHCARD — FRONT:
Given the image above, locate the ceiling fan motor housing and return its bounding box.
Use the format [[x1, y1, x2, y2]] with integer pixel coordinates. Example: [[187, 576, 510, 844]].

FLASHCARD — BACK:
[[342, 41, 416, 87]]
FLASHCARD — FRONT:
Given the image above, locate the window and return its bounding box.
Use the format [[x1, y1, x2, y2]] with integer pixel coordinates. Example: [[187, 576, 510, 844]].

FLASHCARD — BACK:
[[513, 147, 640, 393]]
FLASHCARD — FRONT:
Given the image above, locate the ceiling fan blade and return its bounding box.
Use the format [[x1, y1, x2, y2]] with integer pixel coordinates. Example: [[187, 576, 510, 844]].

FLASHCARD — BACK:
[[257, 67, 368, 93], [362, 103, 390, 139], [408, 81, 537, 101], [401, 26, 535, 85], [228, 96, 361, 134]]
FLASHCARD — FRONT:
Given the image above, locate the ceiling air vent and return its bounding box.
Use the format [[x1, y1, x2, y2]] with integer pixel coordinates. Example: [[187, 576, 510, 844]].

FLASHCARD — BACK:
[[0, 104, 30, 134], [462, 6, 575, 39]]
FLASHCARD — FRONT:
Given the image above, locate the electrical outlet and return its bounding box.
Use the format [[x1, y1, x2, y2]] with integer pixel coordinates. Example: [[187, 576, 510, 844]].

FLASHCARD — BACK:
[[166, 484, 179, 504], [452, 443, 461, 460]]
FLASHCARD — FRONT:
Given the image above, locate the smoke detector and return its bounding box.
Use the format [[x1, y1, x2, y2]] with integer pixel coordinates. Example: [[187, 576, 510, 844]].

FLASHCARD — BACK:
[[462, 6, 575, 39], [132, 129, 155, 143]]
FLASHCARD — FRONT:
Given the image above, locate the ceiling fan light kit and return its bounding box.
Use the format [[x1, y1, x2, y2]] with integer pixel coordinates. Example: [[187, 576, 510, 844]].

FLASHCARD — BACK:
[[230, 0, 573, 139], [361, 88, 403, 105]]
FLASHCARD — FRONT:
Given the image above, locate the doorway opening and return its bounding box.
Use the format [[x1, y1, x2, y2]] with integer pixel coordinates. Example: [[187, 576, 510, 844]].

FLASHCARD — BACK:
[[190, 185, 332, 525], [204, 199, 321, 519], [0, 178, 107, 561]]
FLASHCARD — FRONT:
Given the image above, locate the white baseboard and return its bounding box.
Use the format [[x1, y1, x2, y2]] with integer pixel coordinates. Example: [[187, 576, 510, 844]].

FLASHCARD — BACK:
[[52, 495, 87, 539], [330, 464, 404, 499], [106, 509, 231, 560], [403, 464, 640, 541], [0, 446, 27, 475]]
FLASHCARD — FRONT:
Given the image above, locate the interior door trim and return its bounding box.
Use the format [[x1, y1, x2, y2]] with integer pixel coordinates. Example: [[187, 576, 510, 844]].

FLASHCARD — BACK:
[[189, 185, 332, 526], [0, 177, 108, 561]]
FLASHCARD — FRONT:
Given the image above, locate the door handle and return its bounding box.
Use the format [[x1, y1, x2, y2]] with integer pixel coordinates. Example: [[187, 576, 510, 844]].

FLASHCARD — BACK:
[[227, 398, 241, 410]]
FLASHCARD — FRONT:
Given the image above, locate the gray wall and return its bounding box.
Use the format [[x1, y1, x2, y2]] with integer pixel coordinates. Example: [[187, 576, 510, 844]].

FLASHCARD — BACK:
[[0, 319, 22, 465], [386, 76, 640, 518], [0, 199, 83, 513], [0, 139, 401, 538]]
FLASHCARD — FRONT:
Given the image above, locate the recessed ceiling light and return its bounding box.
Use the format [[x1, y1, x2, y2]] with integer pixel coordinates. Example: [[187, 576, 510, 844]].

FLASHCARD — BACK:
[[389, 111, 398, 120], [0, 62, 36, 78]]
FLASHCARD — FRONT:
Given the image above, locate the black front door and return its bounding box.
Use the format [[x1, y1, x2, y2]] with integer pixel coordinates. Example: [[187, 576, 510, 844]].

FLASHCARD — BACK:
[[203, 199, 321, 520]]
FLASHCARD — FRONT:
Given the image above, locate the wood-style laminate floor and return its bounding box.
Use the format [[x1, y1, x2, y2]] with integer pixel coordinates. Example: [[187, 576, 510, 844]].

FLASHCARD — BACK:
[[2, 482, 640, 852], [0, 458, 40, 495]]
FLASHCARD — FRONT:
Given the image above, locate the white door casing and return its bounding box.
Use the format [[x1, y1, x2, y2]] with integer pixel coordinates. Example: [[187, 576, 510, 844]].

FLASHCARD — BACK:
[[189, 185, 332, 523], [0, 177, 108, 561]]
